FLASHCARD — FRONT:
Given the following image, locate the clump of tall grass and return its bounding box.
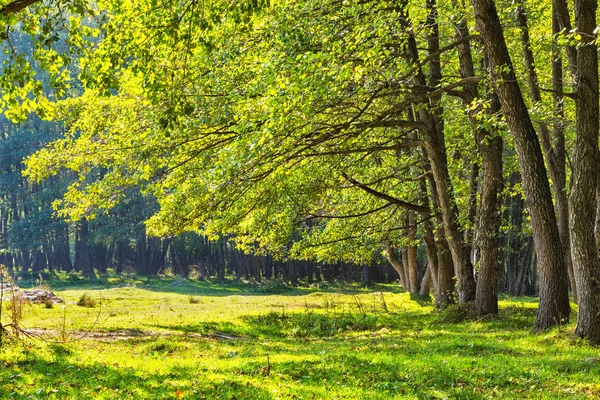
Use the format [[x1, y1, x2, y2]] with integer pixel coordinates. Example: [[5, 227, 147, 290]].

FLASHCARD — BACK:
[[77, 293, 97, 308]]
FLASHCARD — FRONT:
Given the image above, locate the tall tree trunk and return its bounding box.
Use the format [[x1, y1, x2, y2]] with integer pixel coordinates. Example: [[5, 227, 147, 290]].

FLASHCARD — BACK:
[[454, 15, 504, 315], [516, 0, 577, 302], [516, 237, 535, 296], [77, 221, 97, 279], [420, 179, 443, 302], [595, 185, 600, 254], [474, 129, 503, 315], [386, 244, 407, 289], [362, 264, 370, 286], [403, 2, 475, 303], [464, 162, 480, 252], [252, 255, 262, 283], [407, 211, 420, 294], [419, 265, 432, 297], [135, 233, 148, 274], [470, 0, 570, 330], [505, 173, 525, 296], [425, 170, 455, 306], [570, 0, 600, 343]]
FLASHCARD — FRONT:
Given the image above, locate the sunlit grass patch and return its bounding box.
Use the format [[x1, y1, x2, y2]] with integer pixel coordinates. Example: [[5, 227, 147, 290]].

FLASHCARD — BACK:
[[1, 277, 599, 399]]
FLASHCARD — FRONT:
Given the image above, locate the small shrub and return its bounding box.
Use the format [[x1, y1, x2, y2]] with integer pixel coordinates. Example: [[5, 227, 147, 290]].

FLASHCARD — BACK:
[[250, 310, 384, 338], [35, 274, 51, 291], [42, 298, 54, 309], [253, 278, 293, 294], [146, 339, 184, 355], [9, 292, 25, 326], [438, 302, 477, 323], [67, 273, 84, 282], [77, 293, 97, 308]]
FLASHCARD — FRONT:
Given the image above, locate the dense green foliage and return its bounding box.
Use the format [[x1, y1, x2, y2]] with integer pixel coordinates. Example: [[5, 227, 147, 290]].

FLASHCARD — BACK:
[[26, 0, 480, 260]]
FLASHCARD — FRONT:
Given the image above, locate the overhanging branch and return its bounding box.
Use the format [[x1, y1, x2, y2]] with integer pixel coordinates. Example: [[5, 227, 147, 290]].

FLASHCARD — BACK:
[[342, 173, 431, 214], [0, 0, 40, 16]]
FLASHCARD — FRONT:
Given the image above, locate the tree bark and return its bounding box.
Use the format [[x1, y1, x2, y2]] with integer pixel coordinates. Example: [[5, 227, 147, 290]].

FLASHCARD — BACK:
[[407, 210, 420, 294], [405, 2, 475, 303], [424, 166, 455, 306], [0, 0, 41, 16], [419, 265, 432, 297], [470, 0, 570, 330], [76, 220, 97, 279], [570, 0, 600, 344], [505, 173, 525, 296], [453, 15, 503, 315], [386, 244, 407, 289], [516, 0, 577, 302]]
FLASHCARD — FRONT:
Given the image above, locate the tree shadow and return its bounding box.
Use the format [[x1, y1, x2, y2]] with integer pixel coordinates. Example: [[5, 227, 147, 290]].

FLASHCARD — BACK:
[[409, 293, 433, 307], [0, 350, 274, 399], [36, 275, 406, 298]]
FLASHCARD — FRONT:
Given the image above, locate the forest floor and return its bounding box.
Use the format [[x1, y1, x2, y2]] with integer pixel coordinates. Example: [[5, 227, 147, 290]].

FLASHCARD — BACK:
[[0, 275, 599, 399]]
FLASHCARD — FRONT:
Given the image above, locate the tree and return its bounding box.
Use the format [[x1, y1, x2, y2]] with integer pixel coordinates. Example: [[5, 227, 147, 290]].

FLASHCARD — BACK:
[[469, 0, 570, 330], [23, 1, 497, 306], [569, 0, 600, 344]]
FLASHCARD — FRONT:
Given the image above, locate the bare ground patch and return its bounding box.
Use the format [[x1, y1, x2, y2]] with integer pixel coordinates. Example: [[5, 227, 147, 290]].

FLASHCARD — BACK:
[[17, 328, 250, 342]]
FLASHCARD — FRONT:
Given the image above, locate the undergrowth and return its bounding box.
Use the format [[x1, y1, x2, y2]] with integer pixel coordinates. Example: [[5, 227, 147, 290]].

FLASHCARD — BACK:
[[250, 310, 388, 337], [77, 293, 97, 308]]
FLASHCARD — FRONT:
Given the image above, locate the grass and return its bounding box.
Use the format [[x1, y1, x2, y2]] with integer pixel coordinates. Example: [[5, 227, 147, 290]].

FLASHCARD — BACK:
[[0, 276, 599, 399], [77, 293, 98, 308]]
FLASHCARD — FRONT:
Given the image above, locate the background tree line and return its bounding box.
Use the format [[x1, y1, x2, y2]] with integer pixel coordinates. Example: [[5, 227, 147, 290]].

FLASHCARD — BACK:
[[0, 111, 537, 293], [0, 113, 396, 283]]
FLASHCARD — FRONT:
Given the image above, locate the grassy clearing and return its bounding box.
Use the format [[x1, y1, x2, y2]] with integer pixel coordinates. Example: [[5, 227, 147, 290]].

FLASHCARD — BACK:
[[1, 276, 599, 399]]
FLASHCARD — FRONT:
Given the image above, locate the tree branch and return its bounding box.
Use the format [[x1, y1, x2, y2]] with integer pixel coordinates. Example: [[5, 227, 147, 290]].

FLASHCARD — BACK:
[[342, 173, 431, 214], [304, 202, 395, 220], [0, 0, 40, 16]]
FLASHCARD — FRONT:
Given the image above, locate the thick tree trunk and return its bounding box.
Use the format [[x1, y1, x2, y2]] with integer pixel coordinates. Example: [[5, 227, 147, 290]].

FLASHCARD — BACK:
[[570, 0, 600, 344], [595, 185, 600, 254], [516, 0, 577, 302], [474, 131, 503, 315], [454, 16, 503, 315], [470, 0, 570, 330], [386, 244, 407, 288]]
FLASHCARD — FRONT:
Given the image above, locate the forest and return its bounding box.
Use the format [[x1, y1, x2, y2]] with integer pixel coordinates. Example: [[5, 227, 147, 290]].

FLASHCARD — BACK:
[[1, 0, 600, 398]]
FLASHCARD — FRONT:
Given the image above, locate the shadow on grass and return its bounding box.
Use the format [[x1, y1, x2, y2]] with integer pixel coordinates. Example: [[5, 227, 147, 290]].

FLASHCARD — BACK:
[[154, 308, 437, 340], [29, 275, 406, 298], [409, 293, 433, 307], [150, 299, 543, 343], [0, 352, 274, 399]]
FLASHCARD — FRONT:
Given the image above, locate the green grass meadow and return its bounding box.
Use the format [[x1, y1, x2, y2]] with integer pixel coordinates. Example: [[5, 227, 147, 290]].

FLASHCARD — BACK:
[[1, 276, 599, 399]]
